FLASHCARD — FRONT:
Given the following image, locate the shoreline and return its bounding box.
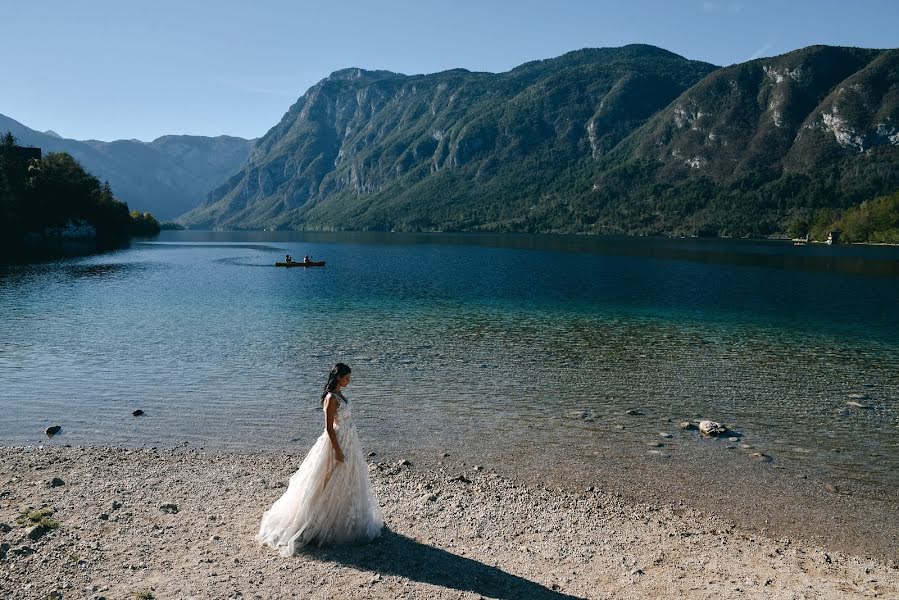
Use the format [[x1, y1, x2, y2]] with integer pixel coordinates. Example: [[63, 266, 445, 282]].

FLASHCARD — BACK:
[[1, 446, 897, 599]]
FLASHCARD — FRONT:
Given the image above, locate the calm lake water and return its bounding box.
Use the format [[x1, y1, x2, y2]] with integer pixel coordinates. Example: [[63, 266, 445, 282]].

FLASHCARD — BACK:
[[1, 232, 898, 502]]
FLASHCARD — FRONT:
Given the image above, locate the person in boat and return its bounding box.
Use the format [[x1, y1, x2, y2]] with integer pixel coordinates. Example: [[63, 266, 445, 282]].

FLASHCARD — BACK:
[[303, 254, 310, 263], [285, 254, 293, 264]]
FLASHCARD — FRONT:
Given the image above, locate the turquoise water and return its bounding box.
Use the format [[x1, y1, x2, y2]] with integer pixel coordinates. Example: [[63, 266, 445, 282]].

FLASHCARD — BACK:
[[1, 232, 898, 499]]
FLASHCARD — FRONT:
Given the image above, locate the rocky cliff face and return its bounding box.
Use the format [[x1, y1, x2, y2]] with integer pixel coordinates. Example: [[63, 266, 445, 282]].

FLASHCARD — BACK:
[[183, 45, 716, 230], [580, 45, 899, 236], [621, 46, 898, 179], [0, 115, 254, 220]]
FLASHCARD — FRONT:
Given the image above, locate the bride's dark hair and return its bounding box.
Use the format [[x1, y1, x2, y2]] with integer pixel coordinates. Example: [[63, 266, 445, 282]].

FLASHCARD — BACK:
[[321, 363, 352, 403]]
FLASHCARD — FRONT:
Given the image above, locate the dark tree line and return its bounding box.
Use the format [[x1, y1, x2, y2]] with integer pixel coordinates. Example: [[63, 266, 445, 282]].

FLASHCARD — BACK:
[[1, 132, 159, 257]]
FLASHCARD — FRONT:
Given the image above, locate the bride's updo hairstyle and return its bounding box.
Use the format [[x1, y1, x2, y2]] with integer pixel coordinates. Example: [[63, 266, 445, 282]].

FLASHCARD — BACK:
[[321, 363, 352, 404]]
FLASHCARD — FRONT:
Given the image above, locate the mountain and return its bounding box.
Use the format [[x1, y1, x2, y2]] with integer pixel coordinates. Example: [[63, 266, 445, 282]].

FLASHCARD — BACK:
[[184, 44, 898, 236], [183, 45, 717, 231], [580, 45, 899, 236], [0, 115, 254, 220]]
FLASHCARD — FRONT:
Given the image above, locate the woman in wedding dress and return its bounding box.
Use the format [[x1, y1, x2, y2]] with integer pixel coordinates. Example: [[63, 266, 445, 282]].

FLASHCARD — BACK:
[[257, 363, 384, 555]]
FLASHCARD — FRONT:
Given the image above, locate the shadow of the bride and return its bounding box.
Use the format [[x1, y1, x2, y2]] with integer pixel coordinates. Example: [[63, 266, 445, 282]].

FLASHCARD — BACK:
[[302, 529, 585, 599]]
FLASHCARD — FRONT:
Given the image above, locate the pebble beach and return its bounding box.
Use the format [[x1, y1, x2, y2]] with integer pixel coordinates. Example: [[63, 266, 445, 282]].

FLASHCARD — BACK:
[[1, 446, 897, 600]]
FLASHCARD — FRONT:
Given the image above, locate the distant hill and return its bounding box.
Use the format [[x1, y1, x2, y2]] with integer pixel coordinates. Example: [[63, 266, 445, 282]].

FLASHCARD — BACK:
[[0, 115, 254, 220]]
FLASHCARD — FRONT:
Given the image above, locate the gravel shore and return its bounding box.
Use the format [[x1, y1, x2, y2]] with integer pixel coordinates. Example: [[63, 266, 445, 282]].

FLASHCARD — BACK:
[[1, 446, 896, 599]]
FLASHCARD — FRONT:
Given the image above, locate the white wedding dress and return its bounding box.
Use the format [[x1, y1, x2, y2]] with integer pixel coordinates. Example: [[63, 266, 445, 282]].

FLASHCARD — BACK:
[[257, 391, 384, 555]]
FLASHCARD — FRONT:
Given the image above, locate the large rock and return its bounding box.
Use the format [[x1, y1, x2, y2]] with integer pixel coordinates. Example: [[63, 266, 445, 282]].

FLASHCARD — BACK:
[[698, 420, 727, 436]]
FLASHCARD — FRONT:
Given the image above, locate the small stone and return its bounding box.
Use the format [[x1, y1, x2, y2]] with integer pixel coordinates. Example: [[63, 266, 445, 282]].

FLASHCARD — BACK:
[[728, 437, 740, 442], [45, 425, 62, 437], [751, 452, 773, 463], [646, 442, 664, 447], [49, 477, 65, 487], [825, 483, 839, 494], [13, 545, 35, 556], [98, 513, 109, 521], [847, 392, 870, 400], [26, 524, 48, 540], [659, 433, 672, 439], [631, 568, 645, 576], [47, 591, 62, 600], [678, 421, 697, 430], [698, 420, 727, 436], [367, 451, 377, 457], [0, 522, 12, 533], [441, 452, 450, 458], [159, 503, 179, 514], [473, 465, 483, 471], [846, 401, 871, 409], [397, 459, 412, 466], [111, 500, 122, 511], [425, 494, 437, 502], [449, 474, 471, 484], [132, 410, 144, 416], [625, 409, 643, 416]]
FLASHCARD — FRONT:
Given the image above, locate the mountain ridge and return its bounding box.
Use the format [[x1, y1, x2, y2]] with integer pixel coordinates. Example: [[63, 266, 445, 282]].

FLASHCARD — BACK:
[[184, 44, 720, 231], [0, 114, 254, 220]]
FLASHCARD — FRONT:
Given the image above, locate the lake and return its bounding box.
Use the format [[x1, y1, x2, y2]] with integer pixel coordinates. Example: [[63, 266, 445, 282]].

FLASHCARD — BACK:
[[1, 231, 898, 514]]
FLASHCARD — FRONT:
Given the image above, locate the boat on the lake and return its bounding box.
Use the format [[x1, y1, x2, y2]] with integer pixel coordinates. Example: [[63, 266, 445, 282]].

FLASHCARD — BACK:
[[275, 260, 325, 268]]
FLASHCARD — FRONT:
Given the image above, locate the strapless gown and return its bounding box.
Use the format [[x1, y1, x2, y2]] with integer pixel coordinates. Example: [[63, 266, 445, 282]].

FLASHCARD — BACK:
[[256, 392, 383, 555]]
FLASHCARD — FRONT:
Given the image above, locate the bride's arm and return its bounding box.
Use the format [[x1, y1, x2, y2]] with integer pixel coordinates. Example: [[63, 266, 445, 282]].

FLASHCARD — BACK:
[[324, 394, 345, 463]]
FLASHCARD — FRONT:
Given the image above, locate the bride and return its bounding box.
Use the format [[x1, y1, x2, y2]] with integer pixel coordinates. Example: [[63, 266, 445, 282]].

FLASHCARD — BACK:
[[257, 363, 384, 555]]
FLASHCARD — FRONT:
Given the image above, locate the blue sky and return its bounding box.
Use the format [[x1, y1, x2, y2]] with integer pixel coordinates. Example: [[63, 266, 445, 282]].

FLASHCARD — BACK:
[[3, 0, 896, 142]]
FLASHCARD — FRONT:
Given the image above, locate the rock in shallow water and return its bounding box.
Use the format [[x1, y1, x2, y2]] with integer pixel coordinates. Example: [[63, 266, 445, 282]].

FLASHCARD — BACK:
[[846, 401, 871, 409], [45, 425, 61, 437], [699, 420, 727, 436]]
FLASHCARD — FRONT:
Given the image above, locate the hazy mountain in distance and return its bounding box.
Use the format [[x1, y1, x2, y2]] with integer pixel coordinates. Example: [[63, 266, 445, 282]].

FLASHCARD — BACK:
[[0, 114, 254, 220]]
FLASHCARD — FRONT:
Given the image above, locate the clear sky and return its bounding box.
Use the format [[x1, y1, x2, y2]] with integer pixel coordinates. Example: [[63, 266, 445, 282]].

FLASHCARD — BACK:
[[3, 0, 896, 142]]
